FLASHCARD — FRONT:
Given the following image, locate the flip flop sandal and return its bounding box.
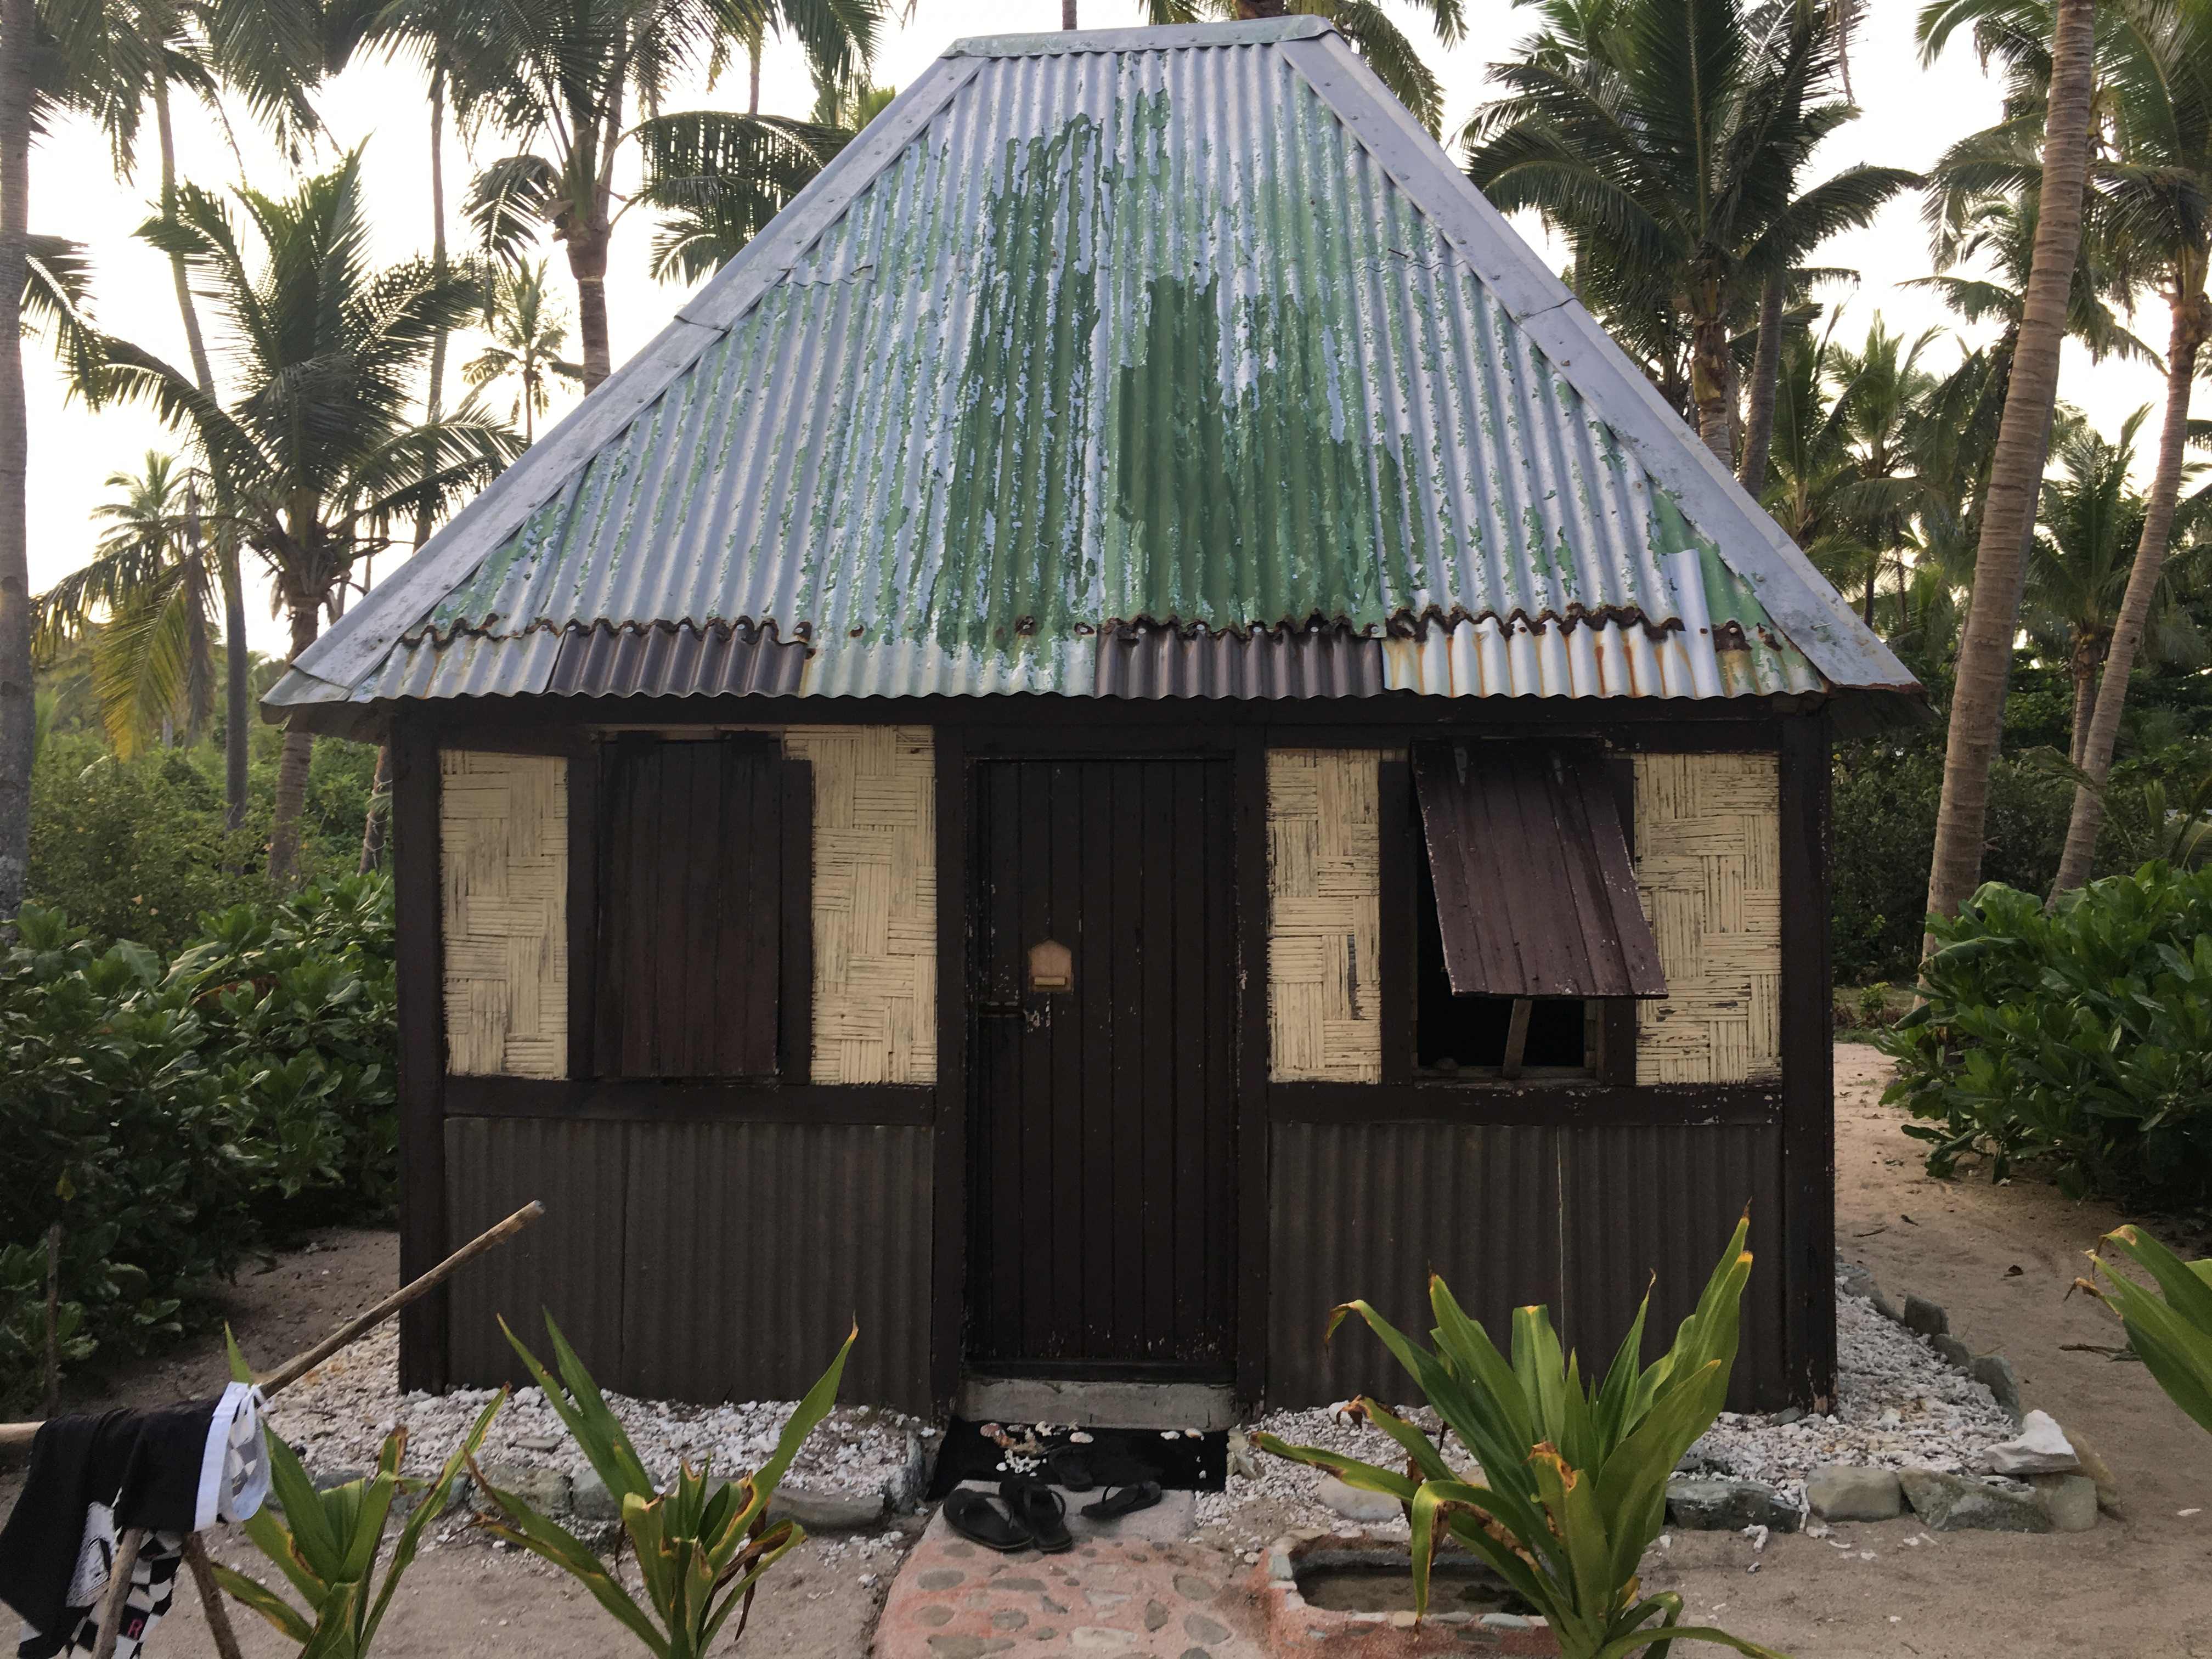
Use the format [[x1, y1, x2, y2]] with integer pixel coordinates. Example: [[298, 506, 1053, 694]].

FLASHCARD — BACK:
[[944, 1488, 1034, 1553], [1091, 1449, 1163, 1488], [1001, 1475, 1073, 1553], [1080, 1480, 1163, 1521], [1043, 1448, 1096, 1492]]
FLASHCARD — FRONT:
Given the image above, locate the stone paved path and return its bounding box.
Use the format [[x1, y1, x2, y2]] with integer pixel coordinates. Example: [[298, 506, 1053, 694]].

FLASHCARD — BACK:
[[873, 1487, 1268, 1658]]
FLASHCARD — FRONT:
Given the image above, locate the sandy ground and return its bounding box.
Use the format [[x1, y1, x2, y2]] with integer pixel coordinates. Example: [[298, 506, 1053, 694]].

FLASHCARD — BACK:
[[1630, 1043, 2212, 1658], [11, 1042, 2212, 1656]]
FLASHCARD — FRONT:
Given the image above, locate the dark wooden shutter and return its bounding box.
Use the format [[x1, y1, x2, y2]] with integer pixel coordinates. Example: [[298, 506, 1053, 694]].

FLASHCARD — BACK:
[[596, 735, 786, 1078], [1411, 744, 1666, 1000]]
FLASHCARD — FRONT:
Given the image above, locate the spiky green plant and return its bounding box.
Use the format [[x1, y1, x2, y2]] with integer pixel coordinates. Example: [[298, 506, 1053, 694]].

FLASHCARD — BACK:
[[471, 1312, 854, 1659], [2078, 1224, 2212, 1434], [212, 1361, 500, 1656], [1256, 1215, 1786, 1659]]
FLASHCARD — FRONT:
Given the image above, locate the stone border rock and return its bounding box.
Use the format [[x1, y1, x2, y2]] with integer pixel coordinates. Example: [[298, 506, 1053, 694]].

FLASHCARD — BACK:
[[1819, 1264, 2111, 1535], [301, 1429, 930, 1532], [1250, 1533, 1557, 1656]]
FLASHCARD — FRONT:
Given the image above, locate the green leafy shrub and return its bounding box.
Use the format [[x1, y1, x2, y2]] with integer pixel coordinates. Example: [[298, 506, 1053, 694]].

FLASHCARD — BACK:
[[216, 1359, 500, 1657], [2078, 1226, 2212, 1435], [0, 878, 398, 1406], [476, 1313, 854, 1659], [27, 732, 382, 950], [1830, 741, 2070, 984], [1879, 863, 2212, 1206], [1256, 1217, 1781, 1658]]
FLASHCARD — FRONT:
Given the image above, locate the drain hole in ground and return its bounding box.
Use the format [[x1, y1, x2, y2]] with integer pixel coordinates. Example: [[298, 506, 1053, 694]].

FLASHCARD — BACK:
[[1294, 1555, 1537, 1616]]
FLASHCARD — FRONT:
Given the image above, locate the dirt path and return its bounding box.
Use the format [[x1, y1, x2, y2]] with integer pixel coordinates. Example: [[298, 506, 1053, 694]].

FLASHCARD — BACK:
[[1637, 1043, 2212, 1658], [12, 1043, 2212, 1656]]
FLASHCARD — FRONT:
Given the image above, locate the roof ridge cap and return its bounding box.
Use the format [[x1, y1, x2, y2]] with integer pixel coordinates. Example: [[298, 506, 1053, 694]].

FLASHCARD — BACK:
[[949, 18, 1333, 57]]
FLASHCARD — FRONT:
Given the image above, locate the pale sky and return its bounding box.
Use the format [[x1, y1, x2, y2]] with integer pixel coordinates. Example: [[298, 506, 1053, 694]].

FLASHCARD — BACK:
[[20, 0, 2172, 656]]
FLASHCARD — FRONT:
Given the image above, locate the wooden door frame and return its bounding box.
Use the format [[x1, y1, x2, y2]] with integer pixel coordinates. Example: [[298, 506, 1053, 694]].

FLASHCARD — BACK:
[[928, 729, 1268, 1408]]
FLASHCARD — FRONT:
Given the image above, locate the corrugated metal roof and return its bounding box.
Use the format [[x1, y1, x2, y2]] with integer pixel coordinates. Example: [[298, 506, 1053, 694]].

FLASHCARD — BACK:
[[270, 17, 1916, 715]]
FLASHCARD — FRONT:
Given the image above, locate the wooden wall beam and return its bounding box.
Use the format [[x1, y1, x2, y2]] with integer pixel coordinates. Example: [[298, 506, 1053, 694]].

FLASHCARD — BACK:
[[392, 715, 449, 1392], [1778, 712, 1837, 1407]]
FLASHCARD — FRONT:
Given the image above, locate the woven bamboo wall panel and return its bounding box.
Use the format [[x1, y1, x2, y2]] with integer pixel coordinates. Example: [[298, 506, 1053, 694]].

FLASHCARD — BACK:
[[1633, 753, 1781, 1084], [441, 751, 568, 1077], [1269, 749, 1383, 1082], [783, 726, 935, 1083]]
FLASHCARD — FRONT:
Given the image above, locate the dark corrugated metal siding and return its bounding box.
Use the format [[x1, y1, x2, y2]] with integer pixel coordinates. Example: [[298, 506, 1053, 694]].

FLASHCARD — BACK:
[[623, 1122, 932, 1407], [441, 1118, 934, 1412], [1268, 1123, 1562, 1406], [1267, 1122, 1790, 1412], [1560, 1124, 1788, 1410], [444, 1117, 630, 1386]]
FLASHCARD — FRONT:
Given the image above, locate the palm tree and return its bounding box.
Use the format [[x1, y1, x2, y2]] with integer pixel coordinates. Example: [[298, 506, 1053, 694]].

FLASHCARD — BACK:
[[33, 450, 218, 756], [2048, 0, 2212, 893], [1760, 325, 1867, 574], [1464, 0, 1915, 468], [462, 0, 878, 391], [59, 0, 340, 835], [633, 65, 888, 281], [1148, 1, 1470, 134], [1917, 0, 2100, 940], [1826, 317, 1945, 624], [463, 260, 584, 441], [2025, 408, 2208, 762], [104, 155, 521, 884]]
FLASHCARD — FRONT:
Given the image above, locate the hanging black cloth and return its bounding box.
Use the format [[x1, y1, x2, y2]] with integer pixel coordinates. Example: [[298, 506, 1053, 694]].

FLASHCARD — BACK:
[[0, 1385, 268, 1659]]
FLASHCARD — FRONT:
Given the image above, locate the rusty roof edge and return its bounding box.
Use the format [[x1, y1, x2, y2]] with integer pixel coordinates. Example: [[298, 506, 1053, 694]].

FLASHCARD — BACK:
[[392, 602, 1738, 652], [271, 49, 989, 707], [1279, 31, 1920, 698]]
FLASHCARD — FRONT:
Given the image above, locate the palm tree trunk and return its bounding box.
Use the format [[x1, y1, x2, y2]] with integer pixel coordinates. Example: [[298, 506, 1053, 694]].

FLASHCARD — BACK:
[[1739, 272, 1786, 490], [154, 69, 250, 834], [748, 33, 761, 114], [2049, 278, 2209, 898], [0, 0, 36, 922], [266, 601, 320, 888], [1863, 551, 1878, 625], [1921, 0, 2097, 946], [1063, 0, 1077, 26], [2067, 652, 2097, 767], [413, 63, 449, 553], [569, 223, 612, 392], [1690, 314, 1734, 466]]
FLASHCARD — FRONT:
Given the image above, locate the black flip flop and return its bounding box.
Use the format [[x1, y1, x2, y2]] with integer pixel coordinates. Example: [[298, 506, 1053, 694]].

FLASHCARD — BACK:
[[944, 1488, 1033, 1553], [1043, 1448, 1096, 1492], [1081, 1480, 1163, 1521], [1001, 1475, 1073, 1553]]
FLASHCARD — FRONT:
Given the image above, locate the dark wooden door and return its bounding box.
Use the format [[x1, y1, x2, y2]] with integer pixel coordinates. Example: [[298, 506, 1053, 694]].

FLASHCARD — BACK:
[[968, 758, 1238, 1378]]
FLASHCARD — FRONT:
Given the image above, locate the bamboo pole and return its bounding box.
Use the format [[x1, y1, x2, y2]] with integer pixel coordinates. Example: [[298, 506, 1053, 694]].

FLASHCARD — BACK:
[[0, 1200, 544, 1452], [88, 1527, 147, 1659], [182, 1532, 246, 1659]]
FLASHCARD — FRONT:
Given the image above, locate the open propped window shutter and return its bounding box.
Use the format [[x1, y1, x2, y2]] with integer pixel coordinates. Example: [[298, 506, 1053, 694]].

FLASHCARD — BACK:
[[596, 735, 789, 1077], [1410, 743, 1666, 1000]]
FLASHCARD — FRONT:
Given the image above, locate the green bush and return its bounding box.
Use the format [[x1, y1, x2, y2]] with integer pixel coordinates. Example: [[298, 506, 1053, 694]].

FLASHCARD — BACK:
[[1831, 741, 2071, 984], [1878, 862, 2212, 1206], [0, 877, 398, 1407], [27, 732, 381, 952]]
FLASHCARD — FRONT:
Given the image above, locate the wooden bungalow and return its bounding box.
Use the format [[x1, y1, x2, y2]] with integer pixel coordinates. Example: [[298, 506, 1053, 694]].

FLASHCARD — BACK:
[[267, 18, 1922, 1422]]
